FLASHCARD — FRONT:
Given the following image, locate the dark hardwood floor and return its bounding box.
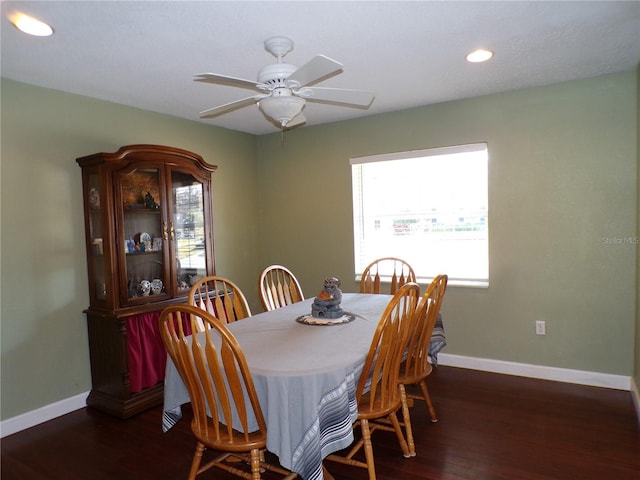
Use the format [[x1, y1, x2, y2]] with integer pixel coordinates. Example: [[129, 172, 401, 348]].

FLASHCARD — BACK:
[[2, 366, 639, 480]]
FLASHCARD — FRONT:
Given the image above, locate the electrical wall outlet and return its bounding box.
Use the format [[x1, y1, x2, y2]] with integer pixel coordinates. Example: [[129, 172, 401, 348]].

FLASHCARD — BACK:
[[535, 320, 546, 335]]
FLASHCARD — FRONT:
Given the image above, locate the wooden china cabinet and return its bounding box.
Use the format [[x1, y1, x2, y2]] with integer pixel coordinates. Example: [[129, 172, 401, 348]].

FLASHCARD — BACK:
[[76, 145, 217, 418]]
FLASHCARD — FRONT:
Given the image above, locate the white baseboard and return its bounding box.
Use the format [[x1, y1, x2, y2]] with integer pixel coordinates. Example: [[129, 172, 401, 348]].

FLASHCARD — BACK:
[[0, 391, 89, 438], [1, 356, 636, 437], [437, 353, 631, 390]]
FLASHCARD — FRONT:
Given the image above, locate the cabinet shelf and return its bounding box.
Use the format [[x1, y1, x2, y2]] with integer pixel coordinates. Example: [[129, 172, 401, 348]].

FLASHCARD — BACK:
[[124, 208, 161, 213], [125, 250, 162, 256]]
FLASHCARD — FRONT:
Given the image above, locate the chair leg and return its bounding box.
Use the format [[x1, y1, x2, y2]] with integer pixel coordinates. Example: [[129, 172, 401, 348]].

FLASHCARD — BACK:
[[419, 380, 438, 422], [360, 419, 377, 480], [387, 410, 412, 458], [188, 442, 205, 480], [399, 384, 416, 457], [250, 449, 261, 480]]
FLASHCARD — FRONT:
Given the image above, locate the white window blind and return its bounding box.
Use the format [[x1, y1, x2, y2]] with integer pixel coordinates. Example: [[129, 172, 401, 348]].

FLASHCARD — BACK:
[[351, 143, 489, 287]]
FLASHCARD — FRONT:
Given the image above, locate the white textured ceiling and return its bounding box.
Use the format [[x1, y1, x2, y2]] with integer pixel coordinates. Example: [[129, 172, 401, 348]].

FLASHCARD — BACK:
[[2, 1, 639, 135]]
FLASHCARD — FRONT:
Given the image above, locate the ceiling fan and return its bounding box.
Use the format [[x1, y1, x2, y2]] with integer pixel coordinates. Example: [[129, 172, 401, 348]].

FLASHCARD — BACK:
[[194, 36, 375, 129]]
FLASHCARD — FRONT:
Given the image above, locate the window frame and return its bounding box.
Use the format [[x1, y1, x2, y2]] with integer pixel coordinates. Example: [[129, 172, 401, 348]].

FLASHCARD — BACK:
[[351, 143, 489, 288]]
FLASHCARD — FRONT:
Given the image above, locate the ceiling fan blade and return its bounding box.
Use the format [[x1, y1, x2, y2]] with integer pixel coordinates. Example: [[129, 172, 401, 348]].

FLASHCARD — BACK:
[[287, 55, 344, 88], [200, 95, 266, 119], [195, 73, 265, 91], [286, 111, 306, 128], [301, 87, 375, 107]]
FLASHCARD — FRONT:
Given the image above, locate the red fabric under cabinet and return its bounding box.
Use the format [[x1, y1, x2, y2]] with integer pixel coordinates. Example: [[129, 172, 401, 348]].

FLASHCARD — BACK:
[[126, 310, 193, 393], [125, 311, 167, 393]]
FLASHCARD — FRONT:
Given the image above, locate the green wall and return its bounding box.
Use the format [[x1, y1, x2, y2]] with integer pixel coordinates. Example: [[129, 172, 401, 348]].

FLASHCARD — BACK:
[[256, 71, 638, 376], [1, 70, 638, 421], [0, 79, 261, 419]]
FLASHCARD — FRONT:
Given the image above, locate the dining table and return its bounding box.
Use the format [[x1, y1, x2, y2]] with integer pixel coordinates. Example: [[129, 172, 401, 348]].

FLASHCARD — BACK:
[[162, 292, 446, 480]]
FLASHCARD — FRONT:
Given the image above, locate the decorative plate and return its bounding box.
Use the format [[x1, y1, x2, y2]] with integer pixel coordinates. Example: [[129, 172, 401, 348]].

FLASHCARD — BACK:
[[296, 313, 355, 326], [140, 232, 152, 243]]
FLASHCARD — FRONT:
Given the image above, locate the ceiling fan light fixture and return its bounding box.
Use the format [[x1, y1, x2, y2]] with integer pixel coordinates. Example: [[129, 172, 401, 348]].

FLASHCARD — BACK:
[[9, 12, 53, 37], [466, 49, 494, 63], [259, 96, 305, 128]]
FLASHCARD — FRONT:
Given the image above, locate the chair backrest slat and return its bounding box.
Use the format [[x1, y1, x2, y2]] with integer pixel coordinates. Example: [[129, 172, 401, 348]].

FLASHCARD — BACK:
[[360, 257, 416, 294], [159, 304, 266, 445], [402, 275, 448, 381], [259, 265, 305, 311], [188, 276, 252, 329], [357, 282, 420, 411]]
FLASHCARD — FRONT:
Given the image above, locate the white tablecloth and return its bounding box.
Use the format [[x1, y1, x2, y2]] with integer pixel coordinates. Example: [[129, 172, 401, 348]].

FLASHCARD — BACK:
[[163, 293, 394, 480]]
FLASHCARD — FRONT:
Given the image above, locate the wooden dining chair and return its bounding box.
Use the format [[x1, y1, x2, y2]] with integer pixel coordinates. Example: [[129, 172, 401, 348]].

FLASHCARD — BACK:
[[325, 282, 420, 480], [397, 274, 448, 456], [258, 265, 304, 311], [159, 304, 298, 480], [188, 276, 251, 327], [359, 257, 417, 294]]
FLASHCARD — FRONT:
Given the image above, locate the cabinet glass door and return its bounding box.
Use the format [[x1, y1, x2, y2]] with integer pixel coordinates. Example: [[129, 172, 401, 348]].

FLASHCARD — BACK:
[[171, 170, 208, 295], [120, 167, 167, 302], [87, 172, 107, 304]]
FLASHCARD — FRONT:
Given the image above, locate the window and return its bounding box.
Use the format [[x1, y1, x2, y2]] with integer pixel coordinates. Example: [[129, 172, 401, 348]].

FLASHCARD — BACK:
[[351, 143, 489, 287]]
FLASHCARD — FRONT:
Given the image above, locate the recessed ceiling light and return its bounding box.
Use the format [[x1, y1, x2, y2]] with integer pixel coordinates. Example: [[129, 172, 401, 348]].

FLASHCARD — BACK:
[[9, 12, 53, 37], [466, 49, 494, 63]]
